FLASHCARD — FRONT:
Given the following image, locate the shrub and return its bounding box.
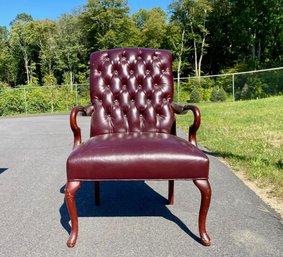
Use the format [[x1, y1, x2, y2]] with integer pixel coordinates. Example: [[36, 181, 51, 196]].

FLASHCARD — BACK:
[[26, 87, 51, 113], [0, 88, 26, 116], [189, 87, 202, 103], [217, 87, 227, 101], [210, 87, 218, 102]]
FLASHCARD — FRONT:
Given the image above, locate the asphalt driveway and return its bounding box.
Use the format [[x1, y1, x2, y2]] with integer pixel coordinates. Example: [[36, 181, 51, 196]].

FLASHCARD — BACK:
[[0, 115, 282, 257]]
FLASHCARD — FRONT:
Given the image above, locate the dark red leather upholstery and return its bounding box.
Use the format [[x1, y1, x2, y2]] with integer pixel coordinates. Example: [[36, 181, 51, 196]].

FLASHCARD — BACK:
[[89, 48, 174, 136], [67, 132, 209, 180], [67, 47, 209, 181], [65, 48, 212, 248]]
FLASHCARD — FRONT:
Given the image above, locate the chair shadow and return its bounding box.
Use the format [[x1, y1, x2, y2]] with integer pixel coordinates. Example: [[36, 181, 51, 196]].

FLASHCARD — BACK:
[[0, 168, 8, 174], [203, 149, 248, 161], [205, 150, 282, 170], [59, 181, 202, 244]]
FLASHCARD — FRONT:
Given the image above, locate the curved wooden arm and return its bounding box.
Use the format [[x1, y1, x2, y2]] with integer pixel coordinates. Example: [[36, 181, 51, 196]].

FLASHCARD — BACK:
[[171, 102, 201, 146], [70, 104, 94, 149]]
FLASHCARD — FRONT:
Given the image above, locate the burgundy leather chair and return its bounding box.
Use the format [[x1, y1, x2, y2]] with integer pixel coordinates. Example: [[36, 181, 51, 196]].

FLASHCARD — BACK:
[[65, 48, 211, 247]]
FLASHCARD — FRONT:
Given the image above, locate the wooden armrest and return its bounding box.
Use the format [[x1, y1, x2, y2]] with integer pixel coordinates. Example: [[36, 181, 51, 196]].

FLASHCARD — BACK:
[[70, 105, 94, 149], [171, 102, 201, 146]]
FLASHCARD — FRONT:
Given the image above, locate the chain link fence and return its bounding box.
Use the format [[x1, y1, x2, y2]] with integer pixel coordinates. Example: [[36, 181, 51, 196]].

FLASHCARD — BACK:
[[174, 67, 283, 104], [0, 67, 282, 116], [0, 84, 90, 116]]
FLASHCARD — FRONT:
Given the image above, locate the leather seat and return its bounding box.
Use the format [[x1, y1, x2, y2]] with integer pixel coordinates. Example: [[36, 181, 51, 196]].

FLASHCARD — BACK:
[[67, 132, 209, 180]]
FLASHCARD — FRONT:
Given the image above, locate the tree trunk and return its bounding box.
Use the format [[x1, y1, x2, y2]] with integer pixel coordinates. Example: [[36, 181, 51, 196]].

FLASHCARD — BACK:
[[198, 34, 207, 79], [24, 56, 30, 84], [177, 29, 185, 103], [70, 71, 73, 92], [257, 39, 261, 62], [193, 38, 199, 77]]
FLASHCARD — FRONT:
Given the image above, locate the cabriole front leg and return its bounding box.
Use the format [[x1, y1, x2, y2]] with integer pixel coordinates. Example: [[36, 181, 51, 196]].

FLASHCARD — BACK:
[[65, 180, 81, 248], [193, 179, 211, 246]]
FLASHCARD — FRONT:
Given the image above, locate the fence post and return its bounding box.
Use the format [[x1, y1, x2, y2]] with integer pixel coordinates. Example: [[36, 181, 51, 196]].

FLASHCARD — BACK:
[[24, 86, 28, 114], [177, 79, 180, 104], [232, 73, 235, 101], [75, 84, 78, 106]]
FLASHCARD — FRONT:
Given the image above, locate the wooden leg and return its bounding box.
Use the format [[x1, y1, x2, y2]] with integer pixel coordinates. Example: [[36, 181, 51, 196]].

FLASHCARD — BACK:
[[94, 181, 100, 206], [168, 180, 174, 205], [193, 179, 211, 246], [65, 181, 81, 248]]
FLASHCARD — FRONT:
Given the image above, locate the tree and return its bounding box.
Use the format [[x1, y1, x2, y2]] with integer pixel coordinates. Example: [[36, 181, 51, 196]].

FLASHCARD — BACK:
[[56, 14, 84, 86], [206, 0, 234, 74], [32, 19, 58, 82], [229, 0, 283, 69], [79, 0, 133, 51], [9, 13, 33, 26], [132, 8, 168, 48], [170, 0, 212, 77], [0, 26, 12, 85], [9, 14, 38, 85]]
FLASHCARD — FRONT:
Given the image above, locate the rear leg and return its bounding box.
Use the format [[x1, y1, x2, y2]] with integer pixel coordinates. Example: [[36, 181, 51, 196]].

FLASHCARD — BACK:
[[168, 180, 174, 205]]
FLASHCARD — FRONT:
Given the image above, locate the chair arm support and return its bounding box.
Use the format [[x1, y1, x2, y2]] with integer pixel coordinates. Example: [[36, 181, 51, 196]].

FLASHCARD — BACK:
[[70, 105, 94, 149], [171, 102, 201, 146]]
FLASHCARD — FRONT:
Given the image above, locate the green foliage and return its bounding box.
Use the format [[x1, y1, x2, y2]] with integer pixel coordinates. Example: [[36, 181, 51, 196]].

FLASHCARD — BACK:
[[189, 87, 202, 103], [43, 72, 57, 86], [0, 84, 89, 116], [26, 87, 51, 113], [210, 87, 218, 102], [0, 81, 10, 90], [0, 88, 26, 115], [238, 76, 268, 100], [134, 8, 167, 48], [217, 87, 227, 101]]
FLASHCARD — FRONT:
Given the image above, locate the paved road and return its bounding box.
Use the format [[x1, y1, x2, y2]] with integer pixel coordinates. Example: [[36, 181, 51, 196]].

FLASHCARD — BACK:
[[0, 115, 282, 257]]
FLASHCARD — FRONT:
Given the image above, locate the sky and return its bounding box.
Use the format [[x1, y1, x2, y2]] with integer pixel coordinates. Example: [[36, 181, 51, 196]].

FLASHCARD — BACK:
[[0, 0, 172, 28]]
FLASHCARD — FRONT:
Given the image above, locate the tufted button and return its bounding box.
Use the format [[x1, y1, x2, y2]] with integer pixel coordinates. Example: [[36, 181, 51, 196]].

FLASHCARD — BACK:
[[130, 70, 134, 75], [146, 70, 150, 74], [95, 69, 101, 75], [114, 70, 118, 75]]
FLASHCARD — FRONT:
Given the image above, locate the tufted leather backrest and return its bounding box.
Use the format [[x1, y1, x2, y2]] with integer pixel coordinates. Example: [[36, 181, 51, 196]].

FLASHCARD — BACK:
[[89, 48, 175, 136]]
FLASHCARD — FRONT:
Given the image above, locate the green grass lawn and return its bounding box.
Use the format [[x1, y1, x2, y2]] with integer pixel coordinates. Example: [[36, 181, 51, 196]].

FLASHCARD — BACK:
[[177, 96, 283, 198]]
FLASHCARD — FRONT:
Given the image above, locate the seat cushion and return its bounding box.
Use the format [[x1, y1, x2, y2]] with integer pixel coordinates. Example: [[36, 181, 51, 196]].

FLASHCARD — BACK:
[[67, 133, 209, 180]]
